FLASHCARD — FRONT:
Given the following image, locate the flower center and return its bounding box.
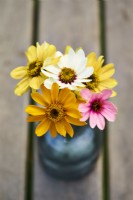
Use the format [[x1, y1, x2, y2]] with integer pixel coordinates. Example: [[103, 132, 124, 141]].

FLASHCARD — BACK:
[[85, 74, 99, 90], [59, 67, 76, 84], [28, 60, 43, 77], [45, 103, 65, 122], [91, 100, 102, 112]]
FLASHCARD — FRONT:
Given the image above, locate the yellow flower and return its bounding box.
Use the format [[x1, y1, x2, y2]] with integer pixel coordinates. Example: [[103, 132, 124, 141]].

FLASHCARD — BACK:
[[10, 42, 58, 96], [25, 83, 86, 137], [85, 52, 117, 96]]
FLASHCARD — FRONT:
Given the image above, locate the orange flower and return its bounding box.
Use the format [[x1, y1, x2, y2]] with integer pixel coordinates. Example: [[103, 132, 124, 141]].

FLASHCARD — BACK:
[[25, 83, 86, 137]]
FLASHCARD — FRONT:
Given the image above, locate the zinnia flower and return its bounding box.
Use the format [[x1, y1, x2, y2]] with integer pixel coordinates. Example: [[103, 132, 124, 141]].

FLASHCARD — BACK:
[[25, 83, 86, 137], [78, 89, 117, 130], [85, 52, 117, 96], [10, 42, 58, 96], [41, 48, 94, 90]]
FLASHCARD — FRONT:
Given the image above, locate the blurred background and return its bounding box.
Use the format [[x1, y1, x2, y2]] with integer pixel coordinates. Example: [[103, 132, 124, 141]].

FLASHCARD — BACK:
[[0, 0, 133, 200]]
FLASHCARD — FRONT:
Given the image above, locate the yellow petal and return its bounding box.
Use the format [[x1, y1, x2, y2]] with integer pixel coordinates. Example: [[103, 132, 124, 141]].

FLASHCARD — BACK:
[[27, 115, 45, 122], [31, 92, 47, 106], [111, 90, 117, 97], [41, 85, 51, 104], [65, 45, 72, 54], [35, 118, 51, 136], [25, 45, 37, 62], [100, 78, 118, 88], [66, 109, 81, 119], [58, 88, 76, 104], [97, 56, 104, 68], [51, 83, 59, 103], [99, 64, 115, 81], [55, 121, 66, 137], [62, 120, 74, 137], [64, 93, 76, 105], [29, 76, 44, 90], [49, 123, 57, 138], [101, 63, 114, 72], [63, 102, 78, 110], [25, 105, 46, 116], [49, 57, 60, 65], [45, 44, 56, 58], [10, 66, 27, 79], [14, 77, 31, 96], [36, 42, 45, 61], [65, 116, 86, 126], [86, 52, 96, 66], [32, 88, 36, 93]]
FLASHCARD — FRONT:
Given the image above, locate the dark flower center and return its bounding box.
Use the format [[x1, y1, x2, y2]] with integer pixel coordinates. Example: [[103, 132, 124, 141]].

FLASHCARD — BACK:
[[50, 109, 59, 119], [28, 60, 43, 77], [59, 67, 76, 84], [91, 100, 102, 112], [85, 74, 99, 90], [46, 103, 65, 122]]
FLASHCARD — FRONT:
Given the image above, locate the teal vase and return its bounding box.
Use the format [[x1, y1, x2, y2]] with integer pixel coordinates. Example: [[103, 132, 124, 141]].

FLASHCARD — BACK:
[[37, 125, 102, 180]]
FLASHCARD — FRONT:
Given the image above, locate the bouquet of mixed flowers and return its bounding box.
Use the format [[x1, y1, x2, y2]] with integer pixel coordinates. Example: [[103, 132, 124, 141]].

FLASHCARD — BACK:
[[10, 42, 117, 138]]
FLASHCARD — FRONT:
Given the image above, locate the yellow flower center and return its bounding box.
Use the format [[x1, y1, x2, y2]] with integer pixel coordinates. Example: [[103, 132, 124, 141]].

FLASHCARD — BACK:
[[45, 103, 65, 122], [28, 60, 43, 77], [91, 100, 102, 112], [59, 67, 76, 84], [85, 74, 99, 90]]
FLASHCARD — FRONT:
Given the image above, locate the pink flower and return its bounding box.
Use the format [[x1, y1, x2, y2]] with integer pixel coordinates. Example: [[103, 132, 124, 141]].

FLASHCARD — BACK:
[[78, 89, 117, 130]]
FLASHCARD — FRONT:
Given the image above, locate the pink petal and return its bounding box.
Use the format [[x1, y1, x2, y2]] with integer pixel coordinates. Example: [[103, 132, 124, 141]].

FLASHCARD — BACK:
[[89, 112, 97, 128], [80, 112, 90, 121], [101, 89, 112, 100], [91, 93, 100, 101], [80, 89, 92, 101], [96, 114, 105, 130], [103, 101, 118, 113], [101, 109, 116, 122], [78, 103, 89, 113]]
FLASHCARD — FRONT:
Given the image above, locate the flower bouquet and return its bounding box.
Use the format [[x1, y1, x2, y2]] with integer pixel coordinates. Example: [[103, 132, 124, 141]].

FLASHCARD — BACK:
[[10, 42, 117, 179]]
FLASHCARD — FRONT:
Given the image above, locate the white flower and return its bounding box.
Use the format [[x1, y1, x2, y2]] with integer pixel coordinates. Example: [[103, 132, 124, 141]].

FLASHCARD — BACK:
[[41, 48, 94, 90]]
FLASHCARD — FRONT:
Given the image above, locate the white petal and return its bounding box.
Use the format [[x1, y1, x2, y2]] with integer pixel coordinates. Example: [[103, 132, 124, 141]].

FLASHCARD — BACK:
[[41, 69, 57, 79], [72, 82, 85, 87], [44, 65, 60, 74], [76, 49, 85, 57], [68, 84, 77, 90], [75, 78, 91, 83], [73, 57, 87, 73], [68, 48, 75, 56], [44, 78, 55, 89], [58, 55, 69, 68], [55, 51, 63, 57], [78, 67, 94, 78]]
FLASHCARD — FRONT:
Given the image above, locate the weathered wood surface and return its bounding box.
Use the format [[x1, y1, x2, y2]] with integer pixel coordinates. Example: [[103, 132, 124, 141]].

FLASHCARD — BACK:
[[0, 0, 32, 199], [33, 1, 102, 200], [1, 0, 133, 200], [107, 1, 133, 200]]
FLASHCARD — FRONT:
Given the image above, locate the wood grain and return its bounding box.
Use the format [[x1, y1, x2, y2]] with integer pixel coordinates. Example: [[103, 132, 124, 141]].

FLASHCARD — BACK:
[[0, 1, 32, 199], [106, 1, 133, 200]]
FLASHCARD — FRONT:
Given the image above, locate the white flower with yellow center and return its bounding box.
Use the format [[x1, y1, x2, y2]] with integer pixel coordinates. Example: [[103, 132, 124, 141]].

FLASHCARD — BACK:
[[41, 48, 94, 90]]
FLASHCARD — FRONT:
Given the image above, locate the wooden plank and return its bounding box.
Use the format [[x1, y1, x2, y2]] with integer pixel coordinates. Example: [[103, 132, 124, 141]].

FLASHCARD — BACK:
[[106, 1, 133, 200], [33, 0, 102, 199], [0, 1, 32, 199]]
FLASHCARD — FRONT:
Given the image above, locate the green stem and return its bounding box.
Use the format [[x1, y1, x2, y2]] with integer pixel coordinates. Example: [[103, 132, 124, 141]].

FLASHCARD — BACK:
[[98, 1, 110, 200], [25, 0, 40, 200]]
